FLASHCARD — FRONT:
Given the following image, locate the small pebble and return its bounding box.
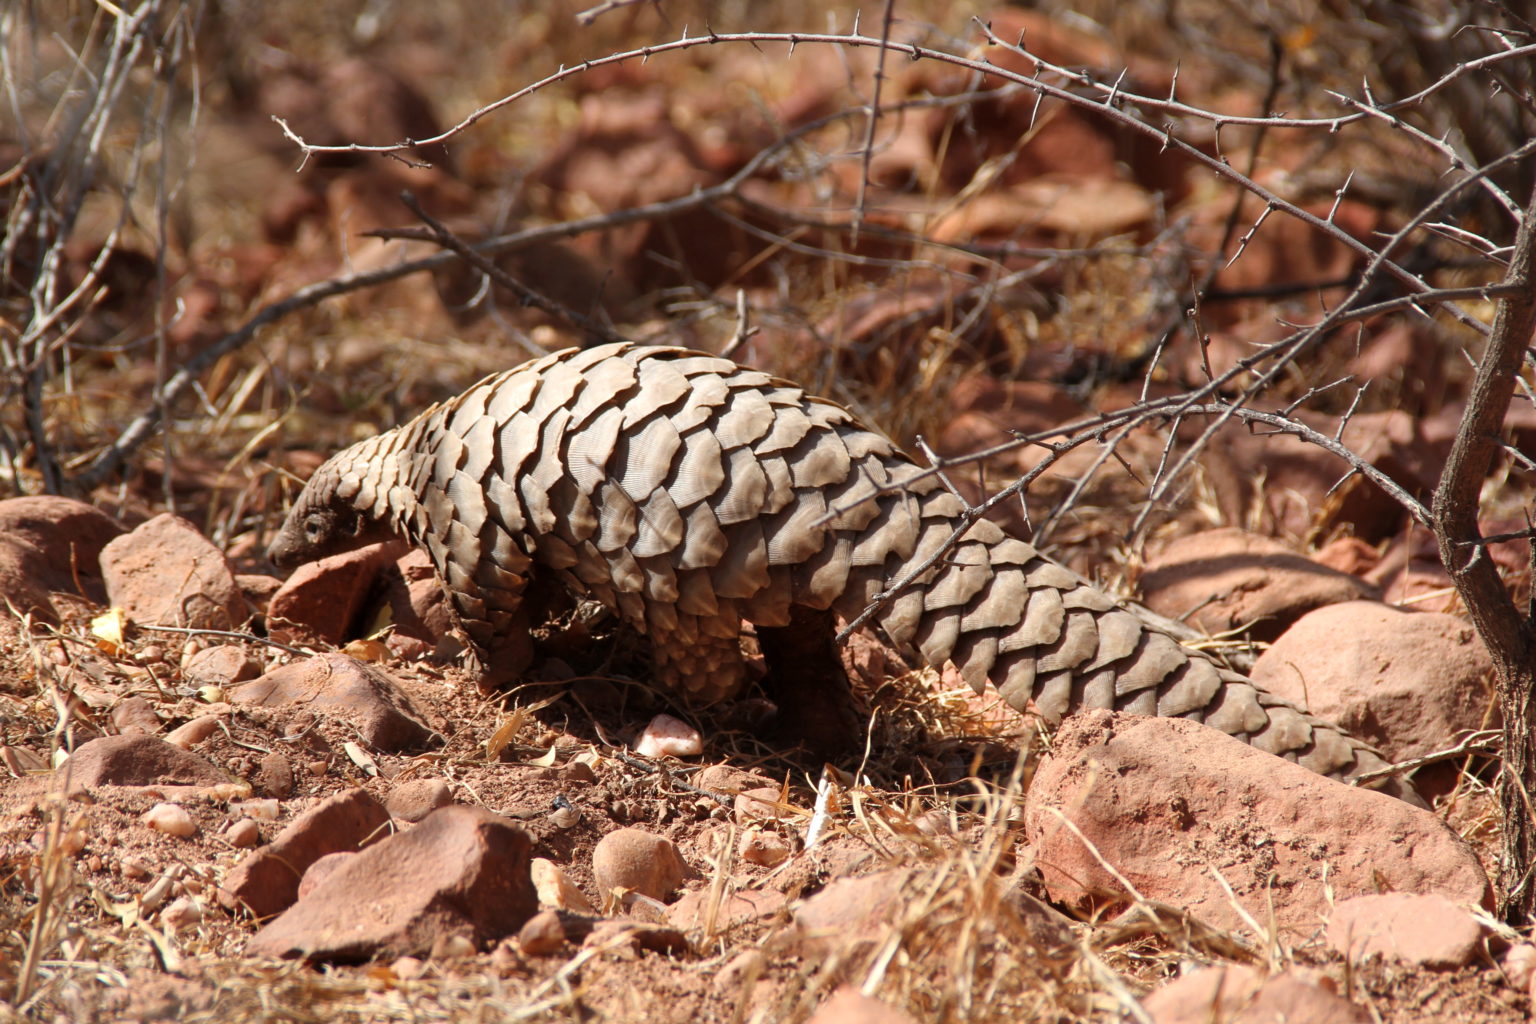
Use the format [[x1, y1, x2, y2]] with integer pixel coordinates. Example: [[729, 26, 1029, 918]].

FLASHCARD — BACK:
[[110, 697, 161, 736], [634, 714, 703, 758], [142, 803, 196, 838], [739, 830, 790, 867], [182, 644, 259, 687], [694, 765, 773, 795], [231, 798, 281, 820], [592, 828, 686, 902], [430, 933, 476, 961], [122, 857, 151, 881], [254, 751, 296, 799], [517, 910, 567, 955], [165, 715, 221, 750], [226, 819, 261, 849], [563, 759, 598, 785], [59, 825, 87, 856], [385, 778, 453, 823], [161, 896, 203, 930], [391, 956, 426, 981]]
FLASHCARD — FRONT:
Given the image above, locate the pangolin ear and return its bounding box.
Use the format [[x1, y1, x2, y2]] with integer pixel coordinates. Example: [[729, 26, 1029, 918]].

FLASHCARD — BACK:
[[339, 505, 366, 539]]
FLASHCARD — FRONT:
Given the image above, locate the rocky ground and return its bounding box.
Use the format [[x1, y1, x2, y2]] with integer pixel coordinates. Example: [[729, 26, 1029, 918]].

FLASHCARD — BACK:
[[3, 1, 1534, 1022], [0, 492, 1522, 1022]]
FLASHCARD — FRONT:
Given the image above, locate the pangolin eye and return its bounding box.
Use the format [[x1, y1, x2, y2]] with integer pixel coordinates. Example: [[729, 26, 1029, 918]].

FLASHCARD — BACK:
[[305, 519, 321, 537]]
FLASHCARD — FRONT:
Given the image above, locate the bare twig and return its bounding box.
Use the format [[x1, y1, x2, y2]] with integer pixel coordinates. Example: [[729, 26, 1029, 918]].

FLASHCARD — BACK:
[[395, 191, 628, 346]]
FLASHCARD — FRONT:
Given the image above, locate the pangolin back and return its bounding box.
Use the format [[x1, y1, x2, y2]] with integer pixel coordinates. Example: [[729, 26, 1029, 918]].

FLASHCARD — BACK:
[[273, 342, 1395, 787]]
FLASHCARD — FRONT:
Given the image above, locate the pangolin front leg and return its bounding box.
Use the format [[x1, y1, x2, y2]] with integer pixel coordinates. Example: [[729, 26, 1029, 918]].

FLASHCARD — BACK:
[[269, 341, 1419, 801]]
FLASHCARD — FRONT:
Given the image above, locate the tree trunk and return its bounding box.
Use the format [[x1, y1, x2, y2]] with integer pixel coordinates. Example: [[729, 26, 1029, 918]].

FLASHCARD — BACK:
[[1431, 184, 1536, 923]]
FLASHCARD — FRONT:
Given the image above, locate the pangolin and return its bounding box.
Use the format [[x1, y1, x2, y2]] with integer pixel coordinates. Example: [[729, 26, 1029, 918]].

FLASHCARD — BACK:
[[269, 341, 1409, 795]]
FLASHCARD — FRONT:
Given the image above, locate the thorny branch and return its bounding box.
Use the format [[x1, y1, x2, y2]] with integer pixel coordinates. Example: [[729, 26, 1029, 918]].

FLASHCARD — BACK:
[[273, 23, 1503, 333], [75, 19, 1524, 492], [78, 87, 1011, 488]]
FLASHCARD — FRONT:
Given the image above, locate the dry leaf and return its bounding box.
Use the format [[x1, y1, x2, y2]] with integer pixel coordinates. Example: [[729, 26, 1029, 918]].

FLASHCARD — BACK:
[[486, 707, 529, 760], [343, 741, 379, 776], [342, 638, 391, 663], [90, 608, 128, 655]]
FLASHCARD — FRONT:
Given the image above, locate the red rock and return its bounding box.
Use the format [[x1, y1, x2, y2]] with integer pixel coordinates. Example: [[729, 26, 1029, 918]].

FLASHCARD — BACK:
[[0, 538, 57, 622], [385, 778, 453, 823], [245, 805, 537, 962], [793, 868, 912, 954], [693, 765, 774, 796], [1252, 602, 1495, 761], [227, 653, 434, 752], [164, 714, 222, 750], [266, 541, 407, 647], [298, 851, 357, 901], [378, 548, 455, 647], [734, 786, 794, 824], [1361, 527, 1522, 615], [182, 645, 261, 688], [1139, 529, 1376, 642], [1026, 711, 1489, 935], [0, 496, 125, 581], [55, 734, 227, 792], [253, 751, 295, 798], [0, 497, 124, 617], [218, 787, 391, 919], [805, 988, 919, 1024], [1312, 537, 1381, 577], [934, 376, 1089, 463], [142, 802, 198, 838], [235, 573, 283, 618], [110, 696, 162, 736], [592, 828, 687, 903], [1, 745, 47, 777], [634, 713, 702, 758], [1142, 965, 1365, 1024], [226, 819, 261, 849], [516, 910, 567, 955], [1326, 893, 1485, 968], [100, 514, 246, 630], [667, 887, 786, 931], [1208, 410, 1441, 543]]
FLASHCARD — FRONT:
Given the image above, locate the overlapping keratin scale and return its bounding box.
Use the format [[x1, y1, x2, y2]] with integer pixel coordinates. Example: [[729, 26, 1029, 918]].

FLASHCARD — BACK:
[[296, 342, 1398, 786]]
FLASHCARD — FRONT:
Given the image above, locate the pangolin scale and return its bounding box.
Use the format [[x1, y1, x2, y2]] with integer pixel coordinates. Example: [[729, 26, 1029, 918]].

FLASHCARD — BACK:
[[270, 342, 1407, 795]]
